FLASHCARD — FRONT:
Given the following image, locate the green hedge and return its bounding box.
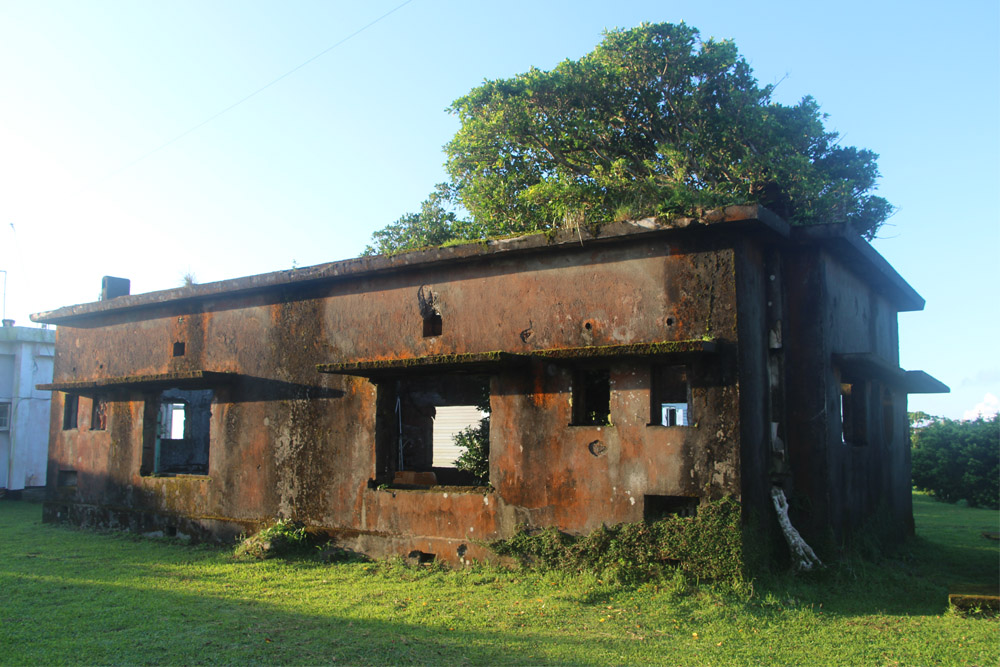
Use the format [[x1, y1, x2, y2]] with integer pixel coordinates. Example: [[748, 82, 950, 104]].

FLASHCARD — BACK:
[[911, 414, 999, 510], [489, 496, 743, 583]]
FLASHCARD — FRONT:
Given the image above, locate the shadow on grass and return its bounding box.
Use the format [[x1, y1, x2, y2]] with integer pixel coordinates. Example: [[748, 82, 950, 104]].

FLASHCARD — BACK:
[[746, 494, 999, 619]]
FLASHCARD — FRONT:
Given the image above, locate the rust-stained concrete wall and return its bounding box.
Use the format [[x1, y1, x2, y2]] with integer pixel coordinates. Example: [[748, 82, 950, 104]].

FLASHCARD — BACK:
[[41, 227, 748, 562], [784, 244, 915, 544], [37, 212, 938, 563]]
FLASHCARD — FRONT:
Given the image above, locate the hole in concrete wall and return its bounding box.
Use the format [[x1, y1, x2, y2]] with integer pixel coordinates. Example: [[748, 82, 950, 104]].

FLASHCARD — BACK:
[[173, 342, 186, 357], [407, 550, 436, 564], [62, 394, 78, 430], [644, 495, 698, 521], [90, 396, 108, 431], [381, 374, 489, 487], [141, 388, 214, 476], [165, 526, 178, 537], [651, 365, 690, 426], [422, 312, 442, 337], [457, 544, 468, 559], [418, 285, 442, 337], [572, 368, 611, 426], [588, 440, 607, 457], [666, 317, 675, 326], [840, 380, 868, 446], [57, 470, 77, 487]]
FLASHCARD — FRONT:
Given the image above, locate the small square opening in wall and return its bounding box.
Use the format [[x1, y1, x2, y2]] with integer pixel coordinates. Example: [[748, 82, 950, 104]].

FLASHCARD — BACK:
[[0, 402, 10, 431], [422, 312, 442, 337], [173, 342, 186, 357], [644, 495, 698, 521], [62, 394, 79, 430], [572, 368, 611, 426], [57, 470, 78, 487]]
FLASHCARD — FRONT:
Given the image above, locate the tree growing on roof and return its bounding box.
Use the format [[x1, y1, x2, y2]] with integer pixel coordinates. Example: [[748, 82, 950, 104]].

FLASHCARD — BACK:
[[366, 22, 892, 255]]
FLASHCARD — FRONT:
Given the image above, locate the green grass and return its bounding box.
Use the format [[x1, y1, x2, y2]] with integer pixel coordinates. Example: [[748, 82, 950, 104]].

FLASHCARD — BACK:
[[0, 493, 996, 665]]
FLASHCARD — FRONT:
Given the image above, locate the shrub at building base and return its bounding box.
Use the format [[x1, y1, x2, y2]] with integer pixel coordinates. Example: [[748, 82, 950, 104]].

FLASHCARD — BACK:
[[489, 497, 743, 584], [233, 519, 311, 560]]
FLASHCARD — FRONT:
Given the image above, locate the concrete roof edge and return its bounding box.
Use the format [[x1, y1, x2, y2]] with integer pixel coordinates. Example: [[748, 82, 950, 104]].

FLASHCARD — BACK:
[[790, 224, 925, 312], [31, 206, 787, 325], [0, 324, 57, 343]]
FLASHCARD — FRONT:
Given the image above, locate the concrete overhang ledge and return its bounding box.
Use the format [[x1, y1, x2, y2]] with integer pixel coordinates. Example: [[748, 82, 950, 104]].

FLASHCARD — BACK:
[[38, 370, 238, 394], [833, 353, 949, 394], [318, 340, 718, 378]]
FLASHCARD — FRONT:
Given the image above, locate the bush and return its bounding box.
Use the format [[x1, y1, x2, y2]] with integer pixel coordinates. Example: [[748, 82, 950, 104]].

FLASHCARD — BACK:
[[453, 417, 490, 482], [234, 519, 311, 560], [489, 497, 743, 584], [911, 414, 999, 509]]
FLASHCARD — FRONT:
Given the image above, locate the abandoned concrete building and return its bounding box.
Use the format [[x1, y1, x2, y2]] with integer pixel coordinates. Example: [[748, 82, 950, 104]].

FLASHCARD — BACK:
[[34, 206, 947, 563]]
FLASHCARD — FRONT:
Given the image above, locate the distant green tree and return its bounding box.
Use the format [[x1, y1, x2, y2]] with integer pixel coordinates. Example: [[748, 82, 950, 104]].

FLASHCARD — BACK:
[[367, 22, 892, 255], [911, 413, 999, 509]]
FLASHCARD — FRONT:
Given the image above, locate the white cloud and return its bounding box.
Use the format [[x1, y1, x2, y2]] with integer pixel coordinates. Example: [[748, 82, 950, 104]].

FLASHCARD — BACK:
[[962, 392, 1000, 420]]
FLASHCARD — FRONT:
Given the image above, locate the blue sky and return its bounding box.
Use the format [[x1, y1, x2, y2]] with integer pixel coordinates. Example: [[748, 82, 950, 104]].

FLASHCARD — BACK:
[[0, 0, 996, 419]]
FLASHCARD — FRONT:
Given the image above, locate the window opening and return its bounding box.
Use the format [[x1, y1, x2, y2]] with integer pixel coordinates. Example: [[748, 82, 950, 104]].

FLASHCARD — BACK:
[[90, 397, 108, 431], [0, 402, 9, 431], [384, 374, 489, 486], [141, 388, 213, 475], [62, 394, 79, 430], [173, 342, 186, 357], [572, 368, 611, 426], [881, 385, 895, 446], [651, 365, 690, 426], [840, 380, 868, 446]]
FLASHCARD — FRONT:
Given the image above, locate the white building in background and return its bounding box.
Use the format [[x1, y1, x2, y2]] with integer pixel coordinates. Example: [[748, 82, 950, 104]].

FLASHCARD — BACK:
[[0, 320, 55, 493]]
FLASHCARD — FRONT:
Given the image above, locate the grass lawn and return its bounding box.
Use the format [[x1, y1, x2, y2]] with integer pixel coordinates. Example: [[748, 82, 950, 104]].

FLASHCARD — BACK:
[[1, 493, 996, 666]]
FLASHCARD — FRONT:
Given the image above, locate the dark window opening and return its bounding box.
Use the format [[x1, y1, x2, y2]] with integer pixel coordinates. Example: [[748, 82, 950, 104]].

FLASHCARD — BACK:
[[881, 385, 895, 446], [57, 470, 78, 487], [0, 402, 9, 431], [422, 312, 442, 337], [378, 374, 489, 487], [651, 365, 690, 426], [407, 550, 436, 564], [644, 495, 698, 521], [90, 396, 108, 431], [141, 388, 213, 476], [62, 394, 79, 430], [173, 342, 186, 357], [840, 380, 868, 446], [572, 368, 611, 426]]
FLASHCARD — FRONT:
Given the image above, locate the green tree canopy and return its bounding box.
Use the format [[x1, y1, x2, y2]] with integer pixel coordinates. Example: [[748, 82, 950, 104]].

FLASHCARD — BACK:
[[911, 413, 999, 510], [367, 22, 892, 255]]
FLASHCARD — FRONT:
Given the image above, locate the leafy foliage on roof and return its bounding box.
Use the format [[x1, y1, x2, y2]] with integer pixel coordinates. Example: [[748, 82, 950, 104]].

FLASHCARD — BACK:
[[367, 23, 892, 256]]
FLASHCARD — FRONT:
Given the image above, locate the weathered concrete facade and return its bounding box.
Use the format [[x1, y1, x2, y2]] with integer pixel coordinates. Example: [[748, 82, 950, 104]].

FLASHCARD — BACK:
[[34, 207, 946, 562]]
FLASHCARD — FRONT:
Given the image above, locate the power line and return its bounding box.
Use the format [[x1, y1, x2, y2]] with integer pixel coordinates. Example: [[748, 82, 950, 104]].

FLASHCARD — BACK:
[[104, 0, 416, 180]]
